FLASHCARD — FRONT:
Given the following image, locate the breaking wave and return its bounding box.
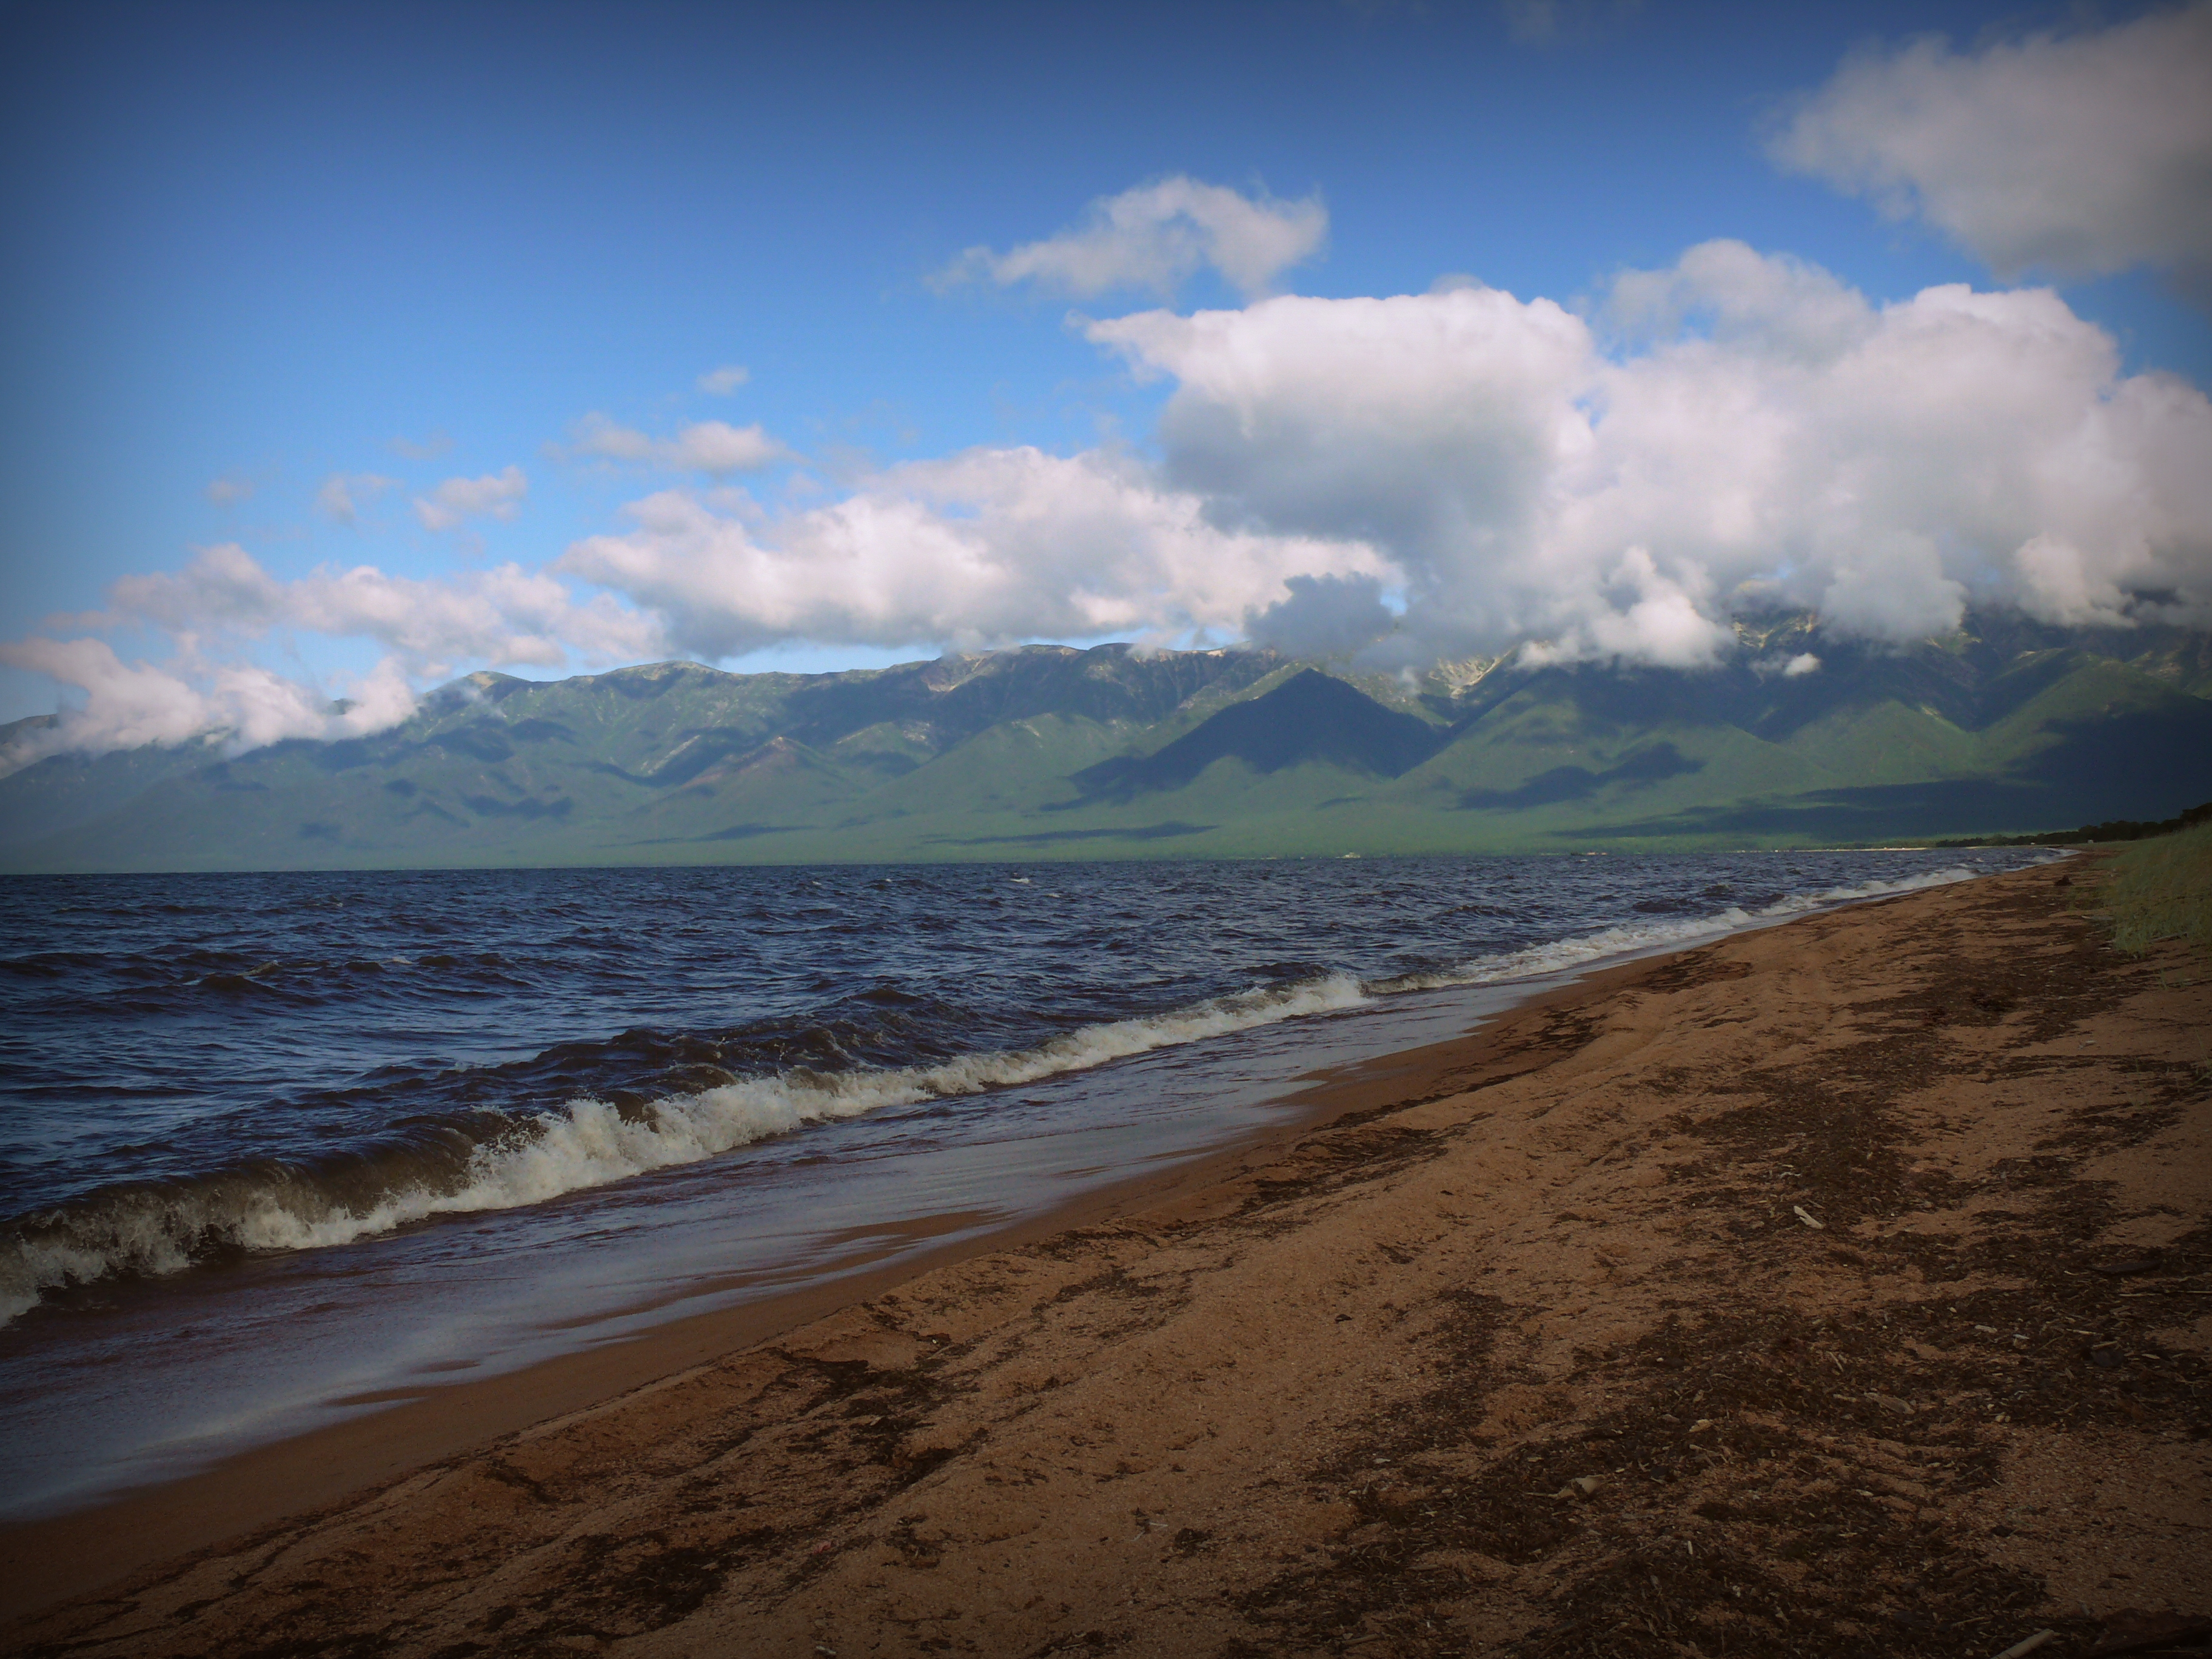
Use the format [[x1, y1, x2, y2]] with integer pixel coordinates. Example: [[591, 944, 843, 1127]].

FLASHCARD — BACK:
[[0, 974, 1368, 1322], [1373, 865, 1992, 993], [0, 859, 2017, 1324]]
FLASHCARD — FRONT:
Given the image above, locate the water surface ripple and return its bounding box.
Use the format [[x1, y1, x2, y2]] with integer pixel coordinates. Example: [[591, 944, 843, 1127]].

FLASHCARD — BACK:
[[1, 851, 2041, 1327]]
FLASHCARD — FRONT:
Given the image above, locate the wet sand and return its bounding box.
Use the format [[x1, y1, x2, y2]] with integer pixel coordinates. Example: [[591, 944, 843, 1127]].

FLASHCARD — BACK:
[[4, 859, 2207, 1657]]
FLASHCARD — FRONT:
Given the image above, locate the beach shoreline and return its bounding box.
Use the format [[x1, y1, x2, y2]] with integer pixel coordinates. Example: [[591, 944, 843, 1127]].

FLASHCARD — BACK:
[[5, 859, 2207, 1655], [0, 945, 1663, 1624]]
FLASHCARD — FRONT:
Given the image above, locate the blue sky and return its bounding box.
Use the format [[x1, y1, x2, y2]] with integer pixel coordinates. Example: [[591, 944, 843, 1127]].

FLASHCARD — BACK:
[[3, 0, 2209, 755]]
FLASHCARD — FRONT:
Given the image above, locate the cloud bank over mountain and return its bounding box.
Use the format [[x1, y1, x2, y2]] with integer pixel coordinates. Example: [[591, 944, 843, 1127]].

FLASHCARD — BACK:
[[6, 6, 2211, 776], [523, 243, 2212, 675], [1096, 241, 2212, 663], [10, 237, 2210, 775]]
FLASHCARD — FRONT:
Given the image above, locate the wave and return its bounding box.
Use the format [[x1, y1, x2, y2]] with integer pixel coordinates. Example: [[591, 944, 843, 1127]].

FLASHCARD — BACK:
[[0, 974, 1369, 1322], [1371, 865, 1994, 993], [0, 860, 2017, 1323]]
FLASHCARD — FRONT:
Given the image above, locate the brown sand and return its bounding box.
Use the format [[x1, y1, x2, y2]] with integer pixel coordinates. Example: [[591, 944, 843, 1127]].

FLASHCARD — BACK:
[[4, 859, 2207, 1658]]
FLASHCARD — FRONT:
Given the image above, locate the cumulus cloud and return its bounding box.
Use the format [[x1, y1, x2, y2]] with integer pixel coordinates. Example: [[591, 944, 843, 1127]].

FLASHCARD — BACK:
[[0, 637, 420, 777], [0, 542, 668, 774], [1244, 574, 1399, 657], [561, 415, 790, 475], [414, 466, 527, 531], [106, 543, 662, 676], [14, 236, 2211, 773], [388, 431, 452, 461], [697, 364, 751, 395], [665, 421, 787, 474], [1772, 5, 2212, 289], [557, 448, 1387, 660], [1088, 241, 2212, 660], [315, 472, 399, 525], [941, 176, 1327, 299]]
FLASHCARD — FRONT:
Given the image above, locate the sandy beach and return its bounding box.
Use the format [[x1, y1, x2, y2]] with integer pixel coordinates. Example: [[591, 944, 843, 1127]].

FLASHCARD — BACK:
[[4, 857, 2207, 1657]]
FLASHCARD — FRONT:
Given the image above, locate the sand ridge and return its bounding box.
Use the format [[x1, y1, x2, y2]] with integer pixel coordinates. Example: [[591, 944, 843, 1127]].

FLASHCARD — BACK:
[[5, 860, 2207, 1658]]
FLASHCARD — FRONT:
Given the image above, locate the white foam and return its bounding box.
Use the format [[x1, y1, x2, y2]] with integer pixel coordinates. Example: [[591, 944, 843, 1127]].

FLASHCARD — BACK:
[[1375, 865, 1991, 994], [0, 859, 2023, 1323], [0, 974, 1370, 1322]]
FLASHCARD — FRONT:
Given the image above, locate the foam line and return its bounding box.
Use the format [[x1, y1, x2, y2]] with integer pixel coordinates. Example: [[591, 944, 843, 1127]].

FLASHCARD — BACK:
[[0, 861, 2020, 1322]]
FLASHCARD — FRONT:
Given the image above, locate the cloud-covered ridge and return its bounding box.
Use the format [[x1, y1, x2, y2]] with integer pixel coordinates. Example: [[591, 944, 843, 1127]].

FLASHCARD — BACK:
[[9, 241, 2210, 773], [558, 449, 1385, 662], [0, 546, 665, 776], [0, 637, 420, 776], [1091, 241, 2212, 662]]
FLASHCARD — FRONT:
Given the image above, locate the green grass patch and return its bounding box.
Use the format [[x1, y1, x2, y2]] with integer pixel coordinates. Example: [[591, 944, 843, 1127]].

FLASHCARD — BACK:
[[2103, 819, 2212, 956]]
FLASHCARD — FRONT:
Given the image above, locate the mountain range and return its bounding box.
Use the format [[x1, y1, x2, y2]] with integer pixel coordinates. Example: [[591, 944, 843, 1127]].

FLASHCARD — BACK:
[[3, 613, 2210, 871]]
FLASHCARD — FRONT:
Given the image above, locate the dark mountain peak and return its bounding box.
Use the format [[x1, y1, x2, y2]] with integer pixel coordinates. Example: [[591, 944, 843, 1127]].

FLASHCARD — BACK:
[[1068, 667, 1449, 803], [4, 624, 2210, 869]]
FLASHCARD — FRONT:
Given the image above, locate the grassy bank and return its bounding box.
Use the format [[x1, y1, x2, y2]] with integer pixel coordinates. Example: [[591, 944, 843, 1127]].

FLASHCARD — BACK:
[[2103, 818, 2212, 955]]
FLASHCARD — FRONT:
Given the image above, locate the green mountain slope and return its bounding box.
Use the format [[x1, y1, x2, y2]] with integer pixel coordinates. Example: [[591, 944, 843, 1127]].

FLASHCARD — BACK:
[[3, 620, 2210, 871]]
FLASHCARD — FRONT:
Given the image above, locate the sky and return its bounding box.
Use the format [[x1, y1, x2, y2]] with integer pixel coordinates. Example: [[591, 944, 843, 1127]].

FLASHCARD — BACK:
[[2, 0, 2209, 768]]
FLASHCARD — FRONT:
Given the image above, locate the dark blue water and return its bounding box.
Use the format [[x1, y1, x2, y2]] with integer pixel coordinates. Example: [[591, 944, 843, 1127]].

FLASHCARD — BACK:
[[0, 851, 2048, 1324], [0, 850, 2048, 1514]]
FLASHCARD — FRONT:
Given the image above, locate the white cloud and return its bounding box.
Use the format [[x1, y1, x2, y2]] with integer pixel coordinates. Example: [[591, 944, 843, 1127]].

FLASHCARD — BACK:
[[0, 541, 669, 772], [315, 472, 399, 525], [1244, 573, 1399, 657], [107, 543, 662, 678], [563, 414, 655, 463], [414, 466, 528, 532], [389, 431, 453, 461], [14, 240, 2211, 774], [562, 415, 790, 476], [557, 448, 1386, 660], [942, 176, 1327, 300], [1772, 5, 2212, 286], [204, 475, 254, 507], [1751, 649, 1822, 679], [697, 364, 751, 395], [665, 421, 787, 475], [1087, 243, 2212, 660], [0, 636, 420, 777]]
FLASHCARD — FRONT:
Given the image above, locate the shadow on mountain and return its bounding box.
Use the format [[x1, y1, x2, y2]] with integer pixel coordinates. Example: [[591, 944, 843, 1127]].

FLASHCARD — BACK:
[[625, 822, 814, 846], [586, 734, 816, 789], [461, 794, 574, 821], [1066, 671, 1448, 805], [1458, 743, 1702, 810], [427, 726, 517, 765], [778, 643, 1278, 754], [504, 718, 577, 745], [1574, 703, 2212, 840], [1568, 781, 2054, 842], [932, 822, 1215, 847], [1443, 616, 2193, 747]]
